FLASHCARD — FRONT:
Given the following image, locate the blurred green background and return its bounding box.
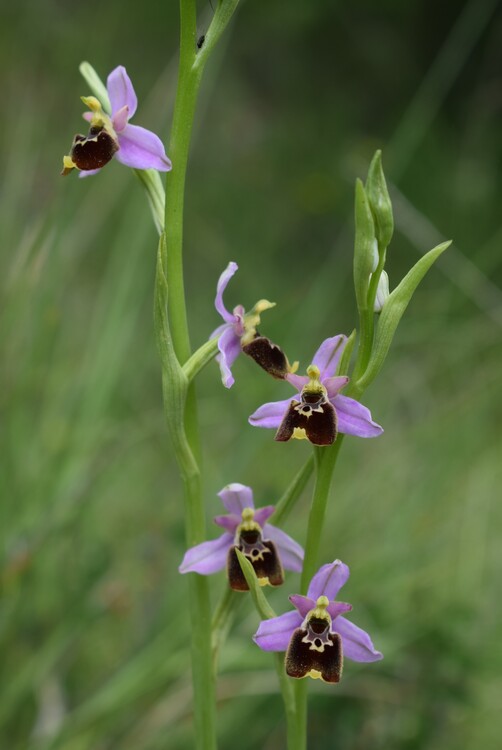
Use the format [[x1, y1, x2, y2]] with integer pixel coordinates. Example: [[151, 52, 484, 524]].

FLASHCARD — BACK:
[[2, 0, 502, 748]]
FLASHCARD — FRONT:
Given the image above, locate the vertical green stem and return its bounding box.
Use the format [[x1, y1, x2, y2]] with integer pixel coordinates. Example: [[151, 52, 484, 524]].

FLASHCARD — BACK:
[[293, 438, 345, 749], [162, 2, 213, 748], [300, 440, 344, 593]]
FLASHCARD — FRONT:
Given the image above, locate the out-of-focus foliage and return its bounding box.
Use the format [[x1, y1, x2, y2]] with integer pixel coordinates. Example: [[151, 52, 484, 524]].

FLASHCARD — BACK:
[[1, 0, 502, 748]]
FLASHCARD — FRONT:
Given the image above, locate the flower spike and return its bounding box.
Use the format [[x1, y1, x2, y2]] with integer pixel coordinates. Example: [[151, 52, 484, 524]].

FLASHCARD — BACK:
[[179, 483, 303, 591], [62, 65, 171, 176]]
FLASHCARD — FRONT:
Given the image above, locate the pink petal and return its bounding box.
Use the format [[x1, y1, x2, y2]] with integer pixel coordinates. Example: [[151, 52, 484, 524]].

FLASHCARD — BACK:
[[327, 601, 353, 619], [216, 325, 241, 388], [209, 322, 230, 340], [324, 375, 349, 398], [248, 397, 294, 429], [112, 104, 129, 133], [215, 262, 239, 324], [253, 505, 275, 526], [307, 560, 350, 600], [107, 65, 138, 118], [115, 124, 171, 171], [178, 533, 233, 574], [289, 594, 315, 618], [218, 483, 254, 515], [286, 373, 308, 392], [214, 514, 240, 533], [312, 335, 348, 378], [264, 524, 304, 572], [253, 610, 302, 651], [332, 394, 383, 438], [333, 616, 383, 663]]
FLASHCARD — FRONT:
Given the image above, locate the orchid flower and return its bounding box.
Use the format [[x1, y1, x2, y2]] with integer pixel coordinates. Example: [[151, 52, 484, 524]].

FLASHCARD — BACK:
[[179, 483, 303, 591], [211, 262, 297, 388], [249, 335, 383, 445], [62, 66, 172, 176], [254, 559, 382, 683]]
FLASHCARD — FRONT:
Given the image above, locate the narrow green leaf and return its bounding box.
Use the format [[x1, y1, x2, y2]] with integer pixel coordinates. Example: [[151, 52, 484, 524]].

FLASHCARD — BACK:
[[353, 179, 376, 312], [366, 150, 394, 249], [357, 240, 451, 390], [235, 550, 276, 620]]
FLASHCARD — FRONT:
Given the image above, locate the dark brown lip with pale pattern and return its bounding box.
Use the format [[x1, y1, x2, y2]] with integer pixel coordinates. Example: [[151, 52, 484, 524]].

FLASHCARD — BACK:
[[242, 334, 290, 379], [61, 126, 119, 175]]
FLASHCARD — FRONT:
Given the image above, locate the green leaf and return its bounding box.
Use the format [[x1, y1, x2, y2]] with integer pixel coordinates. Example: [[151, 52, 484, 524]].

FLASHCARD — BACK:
[[357, 241, 451, 390], [353, 179, 376, 313], [235, 550, 276, 620], [366, 150, 394, 249]]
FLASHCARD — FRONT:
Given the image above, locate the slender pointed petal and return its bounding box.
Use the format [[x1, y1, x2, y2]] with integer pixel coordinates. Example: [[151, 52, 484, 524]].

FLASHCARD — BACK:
[[216, 325, 241, 388], [264, 524, 304, 571], [285, 373, 308, 392], [249, 397, 294, 429], [307, 560, 350, 600], [253, 611, 302, 651], [218, 483, 254, 514], [115, 123, 171, 171], [107, 65, 138, 118], [332, 394, 383, 438], [253, 505, 275, 526], [214, 514, 240, 533], [179, 533, 233, 574], [324, 375, 349, 399], [215, 262, 238, 323], [333, 616, 383, 663], [327, 601, 353, 619], [289, 594, 315, 618], [312, 335, 347, 379]]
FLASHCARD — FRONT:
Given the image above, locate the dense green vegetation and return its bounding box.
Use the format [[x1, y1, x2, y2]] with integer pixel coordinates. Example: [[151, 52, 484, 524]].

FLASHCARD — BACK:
[[2, 0, 501, 747]]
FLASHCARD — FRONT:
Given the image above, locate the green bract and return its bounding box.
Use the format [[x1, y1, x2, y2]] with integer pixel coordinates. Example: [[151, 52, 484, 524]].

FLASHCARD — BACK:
[[357, 240, 451, 390], [353, 179, 376, 313]]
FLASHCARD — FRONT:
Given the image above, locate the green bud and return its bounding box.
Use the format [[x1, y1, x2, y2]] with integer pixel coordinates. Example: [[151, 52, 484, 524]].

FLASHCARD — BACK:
[[357, 241, 451, 390], [374, 270, 390, 312], [353, 179, 376, 313], [366, 150, 394, 249]]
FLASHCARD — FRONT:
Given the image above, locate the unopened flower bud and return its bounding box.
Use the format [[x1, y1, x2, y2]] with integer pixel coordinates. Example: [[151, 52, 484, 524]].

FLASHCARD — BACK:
[[366, 150, 394, 249], [374, 270, 389, 313]]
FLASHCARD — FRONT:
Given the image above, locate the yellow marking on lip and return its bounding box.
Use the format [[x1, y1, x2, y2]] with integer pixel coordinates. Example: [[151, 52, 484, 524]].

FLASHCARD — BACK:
[[292, 427, 307, 440]]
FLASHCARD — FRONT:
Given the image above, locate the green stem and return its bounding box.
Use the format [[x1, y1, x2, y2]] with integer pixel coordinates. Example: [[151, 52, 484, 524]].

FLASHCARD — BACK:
[[293, 680, 308, 750], [300, 441, 344, 593], [162, 2, 211, 748], [271, 455, 314, 526], [293, 439, 345, 749], [160, 3, 243, 746]]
